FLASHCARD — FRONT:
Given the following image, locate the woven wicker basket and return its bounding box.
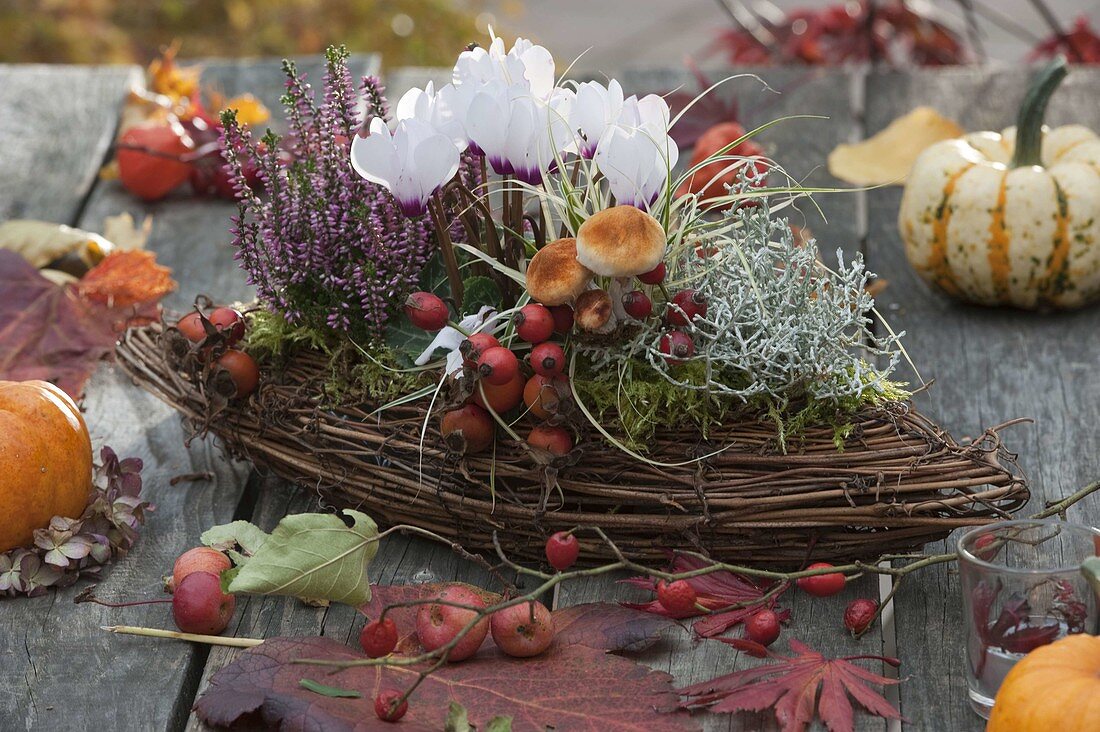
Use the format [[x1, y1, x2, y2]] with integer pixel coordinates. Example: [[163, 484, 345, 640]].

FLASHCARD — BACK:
[[116, 322, 1028, 567]]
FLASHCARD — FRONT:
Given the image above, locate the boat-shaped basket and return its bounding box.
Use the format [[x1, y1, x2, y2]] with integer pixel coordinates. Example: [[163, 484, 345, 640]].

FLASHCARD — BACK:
[[116, 322, 1029, 568]]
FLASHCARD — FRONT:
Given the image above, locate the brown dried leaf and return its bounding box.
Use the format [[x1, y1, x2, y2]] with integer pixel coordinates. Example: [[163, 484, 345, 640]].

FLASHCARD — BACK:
[[78, 250, 176, 308]]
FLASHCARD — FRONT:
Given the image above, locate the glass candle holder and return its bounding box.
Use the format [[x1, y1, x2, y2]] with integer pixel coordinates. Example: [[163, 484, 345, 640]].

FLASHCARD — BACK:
[[958, 519, 1100, 719]]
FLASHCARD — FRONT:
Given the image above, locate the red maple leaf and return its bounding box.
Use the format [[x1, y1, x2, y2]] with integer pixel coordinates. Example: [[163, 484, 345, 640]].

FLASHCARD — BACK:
[[678, 639, 903, 732], [621, 551, 790, 637]]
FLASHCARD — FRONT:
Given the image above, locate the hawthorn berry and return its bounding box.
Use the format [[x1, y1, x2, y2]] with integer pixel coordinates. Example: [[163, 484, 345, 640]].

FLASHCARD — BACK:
[[530, 341, 566, 377], [844, 598, 879, 635], [176, 311, 207, 343], [973, 533, 998, 561], [796, 562, 846, 597], [659, 331, 695, 365], [667, 289, 708, 326], [404, 291, 449, 331], [359, 617, 399, 658], [745, 609, 781, 646], [637, 262, 666, 285], [527, 424, 573, 456], [545, 531, 579, 571], [656, 580, 698, 615], [374, 689, 409, 722], [170, 547, 230, 592], [208, 307, 245, 345], [622, 290, 653, 319], [514, 303, 555, 343], [476, 346, 520, 386]]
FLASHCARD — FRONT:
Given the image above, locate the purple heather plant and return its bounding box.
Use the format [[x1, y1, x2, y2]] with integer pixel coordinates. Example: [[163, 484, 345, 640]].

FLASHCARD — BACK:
[[220, 46, 434, 343]]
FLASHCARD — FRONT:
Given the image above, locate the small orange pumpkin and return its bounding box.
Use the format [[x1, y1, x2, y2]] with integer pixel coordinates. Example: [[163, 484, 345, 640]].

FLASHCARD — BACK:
[[0, 380, 93, 553], [987, 633, 1100, 731]]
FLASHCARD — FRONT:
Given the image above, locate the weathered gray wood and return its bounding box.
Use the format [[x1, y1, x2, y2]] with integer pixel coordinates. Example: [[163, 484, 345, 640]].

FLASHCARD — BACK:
[[0, 64, 140, 225], [863, 65, 1100, 731]]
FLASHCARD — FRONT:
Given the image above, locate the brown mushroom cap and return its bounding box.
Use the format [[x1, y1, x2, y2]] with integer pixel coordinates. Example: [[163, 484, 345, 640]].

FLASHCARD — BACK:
[[574, 288, 614, 334], [525, 238, 593, 305], [575, 205, 666, 278]]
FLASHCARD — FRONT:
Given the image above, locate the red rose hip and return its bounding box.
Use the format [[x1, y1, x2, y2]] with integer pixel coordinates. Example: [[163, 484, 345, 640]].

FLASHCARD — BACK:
[[745, 609, 781, 646], [656, 580, 697, 615], [515, 303, 555, 343], [844, 598, 879, 635], [796, 562, 846, 597]]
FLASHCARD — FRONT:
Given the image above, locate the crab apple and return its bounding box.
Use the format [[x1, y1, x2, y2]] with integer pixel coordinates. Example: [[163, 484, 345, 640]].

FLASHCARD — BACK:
[[460, 333, 501, 365], [659, 331, 695, 365], [170, 547, 231, 591], [549, 304, 574, 334], [176, 311, 207, 343], [530, 341, 566, 377], [796, 562, 846, 597], [491, 600, 555, 657], [360, 617, 399, 658], [622, 290, 653, 320], [545, 531, 579, 571], [116, 122, 193, 201], [973, 533, 998, 561], [208, 307, 245, 345], [523, 374, 567, 419], [527, 424, 572, 456], [471, 370, 524, 413], [745, 609, 781, 646], [476, 346, 520, 386], [637, 262, 666, 285], [441, 404, 494, 454], [416, 584, 489, 662], [667, 289, 708, 326], [656, 580, 697, 615], [374, 689, 408, 722], [172, 571, 236, 635], [404, 291, 449, 331], [214, 349, 259, 398], [515, 303, 555, 343], [844, 598, 879, 635]]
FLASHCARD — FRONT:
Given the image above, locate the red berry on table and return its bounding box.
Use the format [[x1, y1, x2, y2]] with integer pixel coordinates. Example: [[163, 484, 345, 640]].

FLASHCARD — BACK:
[[530, 341, 566, 377], [515, 303, 555, 343], [796, 562, 846, 597], [359, 617, 399, 658], [545, 531, 579, 571], [208, 307, 245, 345], [415, 584, 488, 662], [527, 424, 573, 456], [490, 600, 555, 658], [214, 349, 259, 398], [404, 291, 449, 331], [659, 331, 695, 365], [637, 262, 666, 285], [460, 333, 501, 364], [745, 609, 781, 646], [844, 598, 880, 635], [176, 311, 207, 343], [667, 289, 708, 326], [622, 290, 653, 319], [374, 689, 409, 722], [476, 346, 519, 386], [172, 571, 236, 635], [549, 304, 574, 334], [656, 580, 698, 615]]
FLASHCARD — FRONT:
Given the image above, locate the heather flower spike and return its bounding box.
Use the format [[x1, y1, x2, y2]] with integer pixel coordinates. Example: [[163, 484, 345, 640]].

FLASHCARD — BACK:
[[351, 117, 461, 216]]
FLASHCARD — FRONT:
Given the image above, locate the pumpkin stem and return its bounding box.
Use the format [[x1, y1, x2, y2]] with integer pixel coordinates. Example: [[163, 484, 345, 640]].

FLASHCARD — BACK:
[[1010, 56, 1069, 168], [1082, 556, 1100, 600]]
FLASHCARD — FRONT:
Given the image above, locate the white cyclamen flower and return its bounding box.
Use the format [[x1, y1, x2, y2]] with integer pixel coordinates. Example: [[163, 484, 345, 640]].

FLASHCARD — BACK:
[[466, 84, 575, 184], [350, 117, 460, 216], [570, 79, 625, 158], [594, 123, 679, 209], [394, 80, 467, 150], [452, 33, 555, 100]]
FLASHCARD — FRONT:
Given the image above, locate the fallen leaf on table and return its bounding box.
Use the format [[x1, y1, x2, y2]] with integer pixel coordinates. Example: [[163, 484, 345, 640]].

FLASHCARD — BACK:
[[193, 635, 697, 732], [0, 250, 162, 397], [828, 106, 963, 185], [78, 251, 176, 308], [101, 213, 153, 251], [553, 601, 678, 652], [678, 639, 903, 732], [0, 220, 113, 271]]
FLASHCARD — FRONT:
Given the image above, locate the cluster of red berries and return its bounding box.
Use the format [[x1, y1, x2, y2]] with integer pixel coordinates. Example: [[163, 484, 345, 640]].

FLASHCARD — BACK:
[[174, 307, 259, 398], [623, 263, 707, 366], [361, 582, 556, 722], [404, 293, 575, 457]]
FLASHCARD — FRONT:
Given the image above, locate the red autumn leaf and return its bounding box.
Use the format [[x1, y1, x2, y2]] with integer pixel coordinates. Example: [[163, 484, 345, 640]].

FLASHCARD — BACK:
[[0, 250, 172, 397], [678, 639, 903, 732], [621, 551, 790, 637], [79, 250, 176, 309], [193, 635, 699, 731]]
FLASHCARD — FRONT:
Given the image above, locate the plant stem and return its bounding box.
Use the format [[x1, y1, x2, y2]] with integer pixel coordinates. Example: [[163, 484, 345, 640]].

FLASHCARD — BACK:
[[1011, 56, 1068, 168], [428, 194, 464, 309], [102, 625, 263, 648]]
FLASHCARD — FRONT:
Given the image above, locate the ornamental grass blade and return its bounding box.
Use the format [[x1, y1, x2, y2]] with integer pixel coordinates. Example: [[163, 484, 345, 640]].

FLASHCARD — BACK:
[[678, 639, 903, 732], [225, 510, 379, 606]]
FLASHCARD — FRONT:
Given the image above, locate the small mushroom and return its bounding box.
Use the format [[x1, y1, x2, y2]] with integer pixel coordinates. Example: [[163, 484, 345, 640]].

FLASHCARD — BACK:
[[574, 288, 616, 334], [575, 205, 666, 279], [525, 238, 594, 306]]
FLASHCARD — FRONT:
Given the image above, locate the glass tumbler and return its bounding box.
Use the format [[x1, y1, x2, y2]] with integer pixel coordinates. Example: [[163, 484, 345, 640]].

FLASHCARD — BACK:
[[958, 519, 1100, 719]]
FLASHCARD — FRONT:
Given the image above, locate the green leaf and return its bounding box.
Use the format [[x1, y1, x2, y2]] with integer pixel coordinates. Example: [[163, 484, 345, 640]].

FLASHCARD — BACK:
[[461, 275, 502, 311], [383, 311, 437, 368], [444, 702, 470, 732], [298, 679, 361, 698], [484, 716, 513, 732], [201, 520, 270, 556], [225, 510, 380, 606]]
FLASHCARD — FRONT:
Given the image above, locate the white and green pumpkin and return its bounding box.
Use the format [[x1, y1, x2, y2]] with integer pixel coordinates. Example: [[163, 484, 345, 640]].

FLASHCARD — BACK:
[[899, 58, 1100, 309]]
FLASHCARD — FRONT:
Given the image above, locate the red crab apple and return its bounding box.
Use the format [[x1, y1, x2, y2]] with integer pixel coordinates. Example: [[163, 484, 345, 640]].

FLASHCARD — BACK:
[[514, 303, 555, 343], [491, 600, 555, 657], [374, 689, 408, 722], [360, 617, 399, 658], [404, 291, 448, 331], [745, 608, 781, 646], [172, 571, 236, 635], [796, 562, 846, 597], [416, 584, 489, 662], [170, 547, 231, 592], [545, 531, 579, 571], [440, 404, 494, 454]]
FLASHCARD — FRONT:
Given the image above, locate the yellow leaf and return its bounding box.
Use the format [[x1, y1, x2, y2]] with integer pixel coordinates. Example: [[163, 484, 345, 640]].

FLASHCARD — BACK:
[[828, 107, 964, 186], [221, 94, 270, 126]]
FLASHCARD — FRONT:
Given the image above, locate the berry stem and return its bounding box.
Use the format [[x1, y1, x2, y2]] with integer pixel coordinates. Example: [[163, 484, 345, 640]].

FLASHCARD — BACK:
[[101, 625, 263, 647]]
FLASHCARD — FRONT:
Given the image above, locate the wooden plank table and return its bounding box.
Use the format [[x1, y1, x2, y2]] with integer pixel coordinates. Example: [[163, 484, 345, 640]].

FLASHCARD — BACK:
[[1, 58, 1098, 732]]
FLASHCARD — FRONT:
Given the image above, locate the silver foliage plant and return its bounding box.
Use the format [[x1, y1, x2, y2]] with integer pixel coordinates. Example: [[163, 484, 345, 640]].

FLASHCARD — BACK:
[[584, 197, 903, 405]]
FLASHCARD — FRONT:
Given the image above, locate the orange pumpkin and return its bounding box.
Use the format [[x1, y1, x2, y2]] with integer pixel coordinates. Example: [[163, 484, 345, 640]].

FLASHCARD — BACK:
[[987, 633, 1100, 731], [0, 380, 93, 552]]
